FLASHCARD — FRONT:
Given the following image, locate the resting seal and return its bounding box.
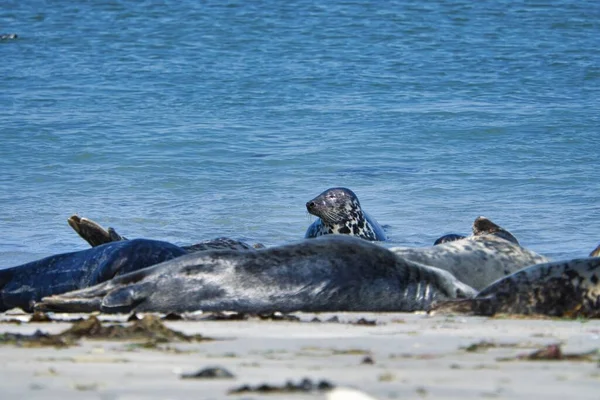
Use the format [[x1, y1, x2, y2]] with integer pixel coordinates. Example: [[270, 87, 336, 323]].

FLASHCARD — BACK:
[[304, 188, 386, 241], [433, 216, 519, 246], [68, 214, 262, 252], [432, 256, 600, 318], [0, 239, 186, 312], [36, 235, 476, 314], [391, 233, 549, 291]]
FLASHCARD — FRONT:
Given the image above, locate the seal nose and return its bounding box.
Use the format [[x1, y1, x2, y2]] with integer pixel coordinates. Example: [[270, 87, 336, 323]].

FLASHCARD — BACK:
[[306, 201, 315, 211]]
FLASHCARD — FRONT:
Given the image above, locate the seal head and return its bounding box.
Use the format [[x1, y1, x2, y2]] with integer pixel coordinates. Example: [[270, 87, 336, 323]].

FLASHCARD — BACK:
[[304, 187, 386, 241]]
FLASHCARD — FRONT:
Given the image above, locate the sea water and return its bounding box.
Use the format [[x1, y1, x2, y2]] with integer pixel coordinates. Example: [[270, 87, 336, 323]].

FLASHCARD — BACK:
[[1, 0, 599, 267]]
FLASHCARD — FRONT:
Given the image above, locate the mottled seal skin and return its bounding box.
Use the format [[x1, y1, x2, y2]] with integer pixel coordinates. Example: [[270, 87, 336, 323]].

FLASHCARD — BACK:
[[433, 216, 518, 246], [432, 257, 600, 318], [305, 188, 386, 241], [37, 235, 476, 314], [68, 214, 261, 252], [0, 239, 186, 312], [391, 235, 549, 291]]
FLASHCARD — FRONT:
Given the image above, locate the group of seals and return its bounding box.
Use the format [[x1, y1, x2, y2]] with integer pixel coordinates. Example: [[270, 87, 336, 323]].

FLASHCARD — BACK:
[[304, 188, 387, 241], [36, 235, 477, 314], [2, 187, 599, 318]]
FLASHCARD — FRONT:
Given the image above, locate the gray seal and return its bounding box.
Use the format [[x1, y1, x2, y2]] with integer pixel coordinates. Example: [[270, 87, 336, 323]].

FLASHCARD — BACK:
[[391, 233, 549, 291], [0, 239, 186, 312], [432, 256, 600, 318], [433, 216, 519, 246], [36, 235, 476, 314], [68, 214, 262, 252], [304, 188, 387, 241]]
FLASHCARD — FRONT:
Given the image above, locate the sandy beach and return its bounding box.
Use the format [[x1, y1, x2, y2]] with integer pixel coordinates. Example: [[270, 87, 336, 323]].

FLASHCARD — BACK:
[[0, 311, 598, 399]]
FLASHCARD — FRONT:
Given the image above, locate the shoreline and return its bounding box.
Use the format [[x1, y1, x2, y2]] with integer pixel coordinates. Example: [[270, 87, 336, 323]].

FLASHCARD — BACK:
[[1, 311, 598, 399]]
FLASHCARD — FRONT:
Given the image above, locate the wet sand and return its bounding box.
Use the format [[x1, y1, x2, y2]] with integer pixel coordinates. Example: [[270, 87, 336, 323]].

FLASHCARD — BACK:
[[0, 312, 598, 399]]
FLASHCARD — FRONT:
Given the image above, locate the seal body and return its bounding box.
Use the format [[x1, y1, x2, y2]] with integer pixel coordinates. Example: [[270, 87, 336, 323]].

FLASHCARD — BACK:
[[433, 257, 600, 318], [0, 239, 186, 311], [391, 235, 549, 291], [433, 234, 466, 245], [305, 188, 386, 241], [37, 235, 476, 314], [433, 216, 519, 246], [68, 214, 261, 252]]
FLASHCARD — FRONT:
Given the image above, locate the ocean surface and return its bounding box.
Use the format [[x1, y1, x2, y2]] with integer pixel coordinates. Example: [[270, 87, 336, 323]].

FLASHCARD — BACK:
[[1, 0, 599, 268]]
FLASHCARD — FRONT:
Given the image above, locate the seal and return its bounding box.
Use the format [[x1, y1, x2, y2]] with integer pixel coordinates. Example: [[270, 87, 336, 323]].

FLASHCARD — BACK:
[[433, 216, 519, 246], [431, 256, 600, 318], [68, 214, 262, 252], [0, 239, 186, 312], [433, 234, 466, 245], [391, 220, 549, 291], [304, 188, 386, 241], [36, 235, 476, 314], [590, 243, 600, 257]]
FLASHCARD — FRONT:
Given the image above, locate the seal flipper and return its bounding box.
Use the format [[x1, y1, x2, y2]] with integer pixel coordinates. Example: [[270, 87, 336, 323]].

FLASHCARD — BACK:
[[36, 264, 154, 313], [99, 282, 154, 313], [429, 296, 497, 316], [590, 243, 600, 257], [68, 215, 127, 247]]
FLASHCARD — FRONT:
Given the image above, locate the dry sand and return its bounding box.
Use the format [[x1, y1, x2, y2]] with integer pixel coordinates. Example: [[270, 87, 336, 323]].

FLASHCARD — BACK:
[[0, 311, 598, 399]]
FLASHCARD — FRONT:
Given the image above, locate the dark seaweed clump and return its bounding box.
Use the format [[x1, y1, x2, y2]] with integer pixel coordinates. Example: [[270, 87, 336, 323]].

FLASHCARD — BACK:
[[0, 315, 211, 348]]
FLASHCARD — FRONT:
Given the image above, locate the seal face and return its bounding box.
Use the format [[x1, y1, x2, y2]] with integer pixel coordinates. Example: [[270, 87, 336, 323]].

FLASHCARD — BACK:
[[304, 187, 386, 241]]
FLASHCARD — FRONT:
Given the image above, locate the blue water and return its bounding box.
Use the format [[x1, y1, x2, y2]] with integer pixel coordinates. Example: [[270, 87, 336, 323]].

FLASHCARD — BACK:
[[1, 0, 599, 267]]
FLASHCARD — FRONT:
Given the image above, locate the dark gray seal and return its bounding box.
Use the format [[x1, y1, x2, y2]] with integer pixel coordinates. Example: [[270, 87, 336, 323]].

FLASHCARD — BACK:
[[432, 256, 600, 318], [304, 188, 387, 241], [0, 33, 18, 40], [36, 235, 476, 314], [433, 216, 519, 246], [68, 214, 262, 252], [0, 239, 186, 312]]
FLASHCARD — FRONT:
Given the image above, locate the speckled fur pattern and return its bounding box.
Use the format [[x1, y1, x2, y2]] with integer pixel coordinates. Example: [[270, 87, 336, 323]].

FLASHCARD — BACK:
[[391, 235, 550, 291], [433, 257, 600, 318], [305, 188, 386, 241], [36, 235, 477, 314]]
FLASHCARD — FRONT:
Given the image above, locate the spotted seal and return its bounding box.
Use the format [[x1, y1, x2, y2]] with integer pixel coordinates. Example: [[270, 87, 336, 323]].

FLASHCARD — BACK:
[[0, 239, 186, 312], [433, 216, 519, 246], [304, 188, 387, 241], [68, 214, 262, 252], [391, 217, 549, 290], [432, 256, 600, 318], [36, 235, 476, 314]]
